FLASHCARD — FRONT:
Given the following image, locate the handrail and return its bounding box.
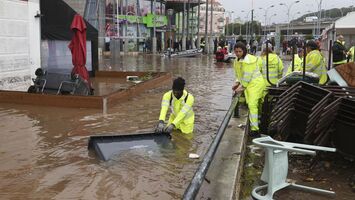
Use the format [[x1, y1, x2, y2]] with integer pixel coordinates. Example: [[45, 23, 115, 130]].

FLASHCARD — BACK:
[[302, 42, 307, 80], [265, 41, 275, 86], [183, 96, 239, 200], [291, 44, 296, 72], [328, 40, 332, 70]]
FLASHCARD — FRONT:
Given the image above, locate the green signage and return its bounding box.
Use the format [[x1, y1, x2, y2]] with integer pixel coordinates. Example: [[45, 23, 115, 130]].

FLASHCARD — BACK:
[[144, 14, 168, 28], [117, 15, 143, 24], [117, 14, 168, 28]]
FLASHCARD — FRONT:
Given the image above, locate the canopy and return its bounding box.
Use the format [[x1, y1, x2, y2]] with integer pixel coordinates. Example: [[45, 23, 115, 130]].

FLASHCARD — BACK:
[[40, 0, 98, 74], [335, 11, 355, 34]]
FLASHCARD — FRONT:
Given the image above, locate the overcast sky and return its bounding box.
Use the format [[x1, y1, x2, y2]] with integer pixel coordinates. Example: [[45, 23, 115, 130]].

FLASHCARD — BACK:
[[219, 0, 355, 24]]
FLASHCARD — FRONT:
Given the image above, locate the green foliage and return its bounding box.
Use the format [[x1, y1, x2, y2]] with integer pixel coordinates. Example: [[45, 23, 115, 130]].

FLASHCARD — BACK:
[[292, 7, 354, 23], [225, 21, 262, 36]]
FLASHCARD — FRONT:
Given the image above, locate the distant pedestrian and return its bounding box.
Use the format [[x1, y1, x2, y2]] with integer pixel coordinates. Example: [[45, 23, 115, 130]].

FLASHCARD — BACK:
[[105, 35, 110, 51], [332, 35, 347, 66]]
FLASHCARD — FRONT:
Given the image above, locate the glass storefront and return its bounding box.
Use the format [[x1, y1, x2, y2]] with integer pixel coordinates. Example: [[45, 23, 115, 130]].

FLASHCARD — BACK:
[[105, 0, 167, 52]]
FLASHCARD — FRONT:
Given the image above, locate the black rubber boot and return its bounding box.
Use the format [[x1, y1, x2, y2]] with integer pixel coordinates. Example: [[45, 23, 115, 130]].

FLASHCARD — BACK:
[[249, 130, 261, 138]]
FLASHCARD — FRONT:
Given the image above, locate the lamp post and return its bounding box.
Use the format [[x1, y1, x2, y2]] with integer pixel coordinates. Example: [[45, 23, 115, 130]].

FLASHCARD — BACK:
[[241, 10, 252, 40], [231, 11, 234, 35], [152, 0, 157, 53], [204, 0, 209, 54], [259, 5, 274, 40], [225, 11, 229, 36], [267, 13, 277, 34], [290, 11, 301, 35], [197, 0, 201, 49], [333, 7, 344, 17], [313, 0, 323, 37], [279, 0, 300, 38], [167, 9, 174, 58], [225, 11, 233, 36], [210, 0, 214, 54]]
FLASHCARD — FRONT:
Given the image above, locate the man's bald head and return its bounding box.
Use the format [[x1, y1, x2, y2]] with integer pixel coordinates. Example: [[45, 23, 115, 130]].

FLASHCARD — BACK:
[[337, 35, 344, 41]]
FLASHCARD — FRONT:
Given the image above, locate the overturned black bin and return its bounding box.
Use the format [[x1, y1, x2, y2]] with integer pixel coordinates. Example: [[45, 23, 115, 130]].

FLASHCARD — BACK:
[[88, 132, 172, 161]]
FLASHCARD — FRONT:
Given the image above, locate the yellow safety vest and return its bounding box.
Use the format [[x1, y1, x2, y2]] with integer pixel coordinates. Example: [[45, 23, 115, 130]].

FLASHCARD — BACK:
[[348, 46, 355, 62], [286, 54, 303, 75], [305, 50, 328, 85], [159, 90, 195, 134], [258, 53, 284, 86]]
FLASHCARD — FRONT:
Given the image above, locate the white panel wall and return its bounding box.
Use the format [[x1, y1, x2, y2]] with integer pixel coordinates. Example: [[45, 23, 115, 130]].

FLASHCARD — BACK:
[[0, 0, 40, 91]]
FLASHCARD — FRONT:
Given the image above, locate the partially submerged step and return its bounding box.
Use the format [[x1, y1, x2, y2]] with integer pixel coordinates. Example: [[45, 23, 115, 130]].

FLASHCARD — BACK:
[[88, 132, 171, 161]]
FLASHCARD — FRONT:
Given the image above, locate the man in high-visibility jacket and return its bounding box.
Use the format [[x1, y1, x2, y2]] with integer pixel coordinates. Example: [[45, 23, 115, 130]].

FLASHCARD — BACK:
[[155, 77, 195, 134], [332, 35, 347, 66], [305, 40, 328, 85], [257, 43, 284, 86], [233, 42, 266, 137]]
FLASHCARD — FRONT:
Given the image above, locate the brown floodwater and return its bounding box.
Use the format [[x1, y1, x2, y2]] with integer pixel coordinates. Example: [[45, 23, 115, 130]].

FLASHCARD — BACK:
[[0, 55, 236, 199]]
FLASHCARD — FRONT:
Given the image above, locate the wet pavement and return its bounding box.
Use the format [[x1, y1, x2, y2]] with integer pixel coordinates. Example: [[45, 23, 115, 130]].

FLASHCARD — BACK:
[[0, 55, 236, 199]]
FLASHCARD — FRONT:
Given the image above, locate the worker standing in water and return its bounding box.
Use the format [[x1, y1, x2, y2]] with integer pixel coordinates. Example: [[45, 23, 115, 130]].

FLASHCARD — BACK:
[[155, 77, 195, 134], [232, 42, 266, 137]]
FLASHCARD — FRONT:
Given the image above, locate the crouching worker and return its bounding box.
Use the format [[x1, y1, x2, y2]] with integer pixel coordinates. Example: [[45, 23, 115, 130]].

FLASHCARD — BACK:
[[232, 42, 266, 137], [155, 77, 195, 134]]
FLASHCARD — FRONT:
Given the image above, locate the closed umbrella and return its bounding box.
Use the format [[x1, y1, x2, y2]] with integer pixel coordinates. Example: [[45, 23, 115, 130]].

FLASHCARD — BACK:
[[68, 14, 91, 88]]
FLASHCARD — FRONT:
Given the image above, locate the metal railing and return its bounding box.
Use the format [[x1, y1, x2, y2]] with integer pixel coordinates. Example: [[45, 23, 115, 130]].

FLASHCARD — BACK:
[[183, 96, 239, 199]]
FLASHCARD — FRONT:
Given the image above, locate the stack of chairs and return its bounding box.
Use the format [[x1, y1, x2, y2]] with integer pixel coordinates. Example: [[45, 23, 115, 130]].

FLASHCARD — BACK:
[[268, 82, 333, 142], [310, 98, 355, 157]]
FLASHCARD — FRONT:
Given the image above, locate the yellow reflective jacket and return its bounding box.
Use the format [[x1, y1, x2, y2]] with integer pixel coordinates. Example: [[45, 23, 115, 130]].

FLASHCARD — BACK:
[[257, 53, 284, 86], [233, 54, 266, 104], [159, 90, 195, 134], [286, 54, 303, 75], [348, 46, 355, 62], [305, 50, 328, 85]]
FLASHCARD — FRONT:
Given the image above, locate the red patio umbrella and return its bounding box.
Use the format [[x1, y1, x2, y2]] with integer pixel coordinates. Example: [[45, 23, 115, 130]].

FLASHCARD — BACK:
[[69, 14, 91, 87]]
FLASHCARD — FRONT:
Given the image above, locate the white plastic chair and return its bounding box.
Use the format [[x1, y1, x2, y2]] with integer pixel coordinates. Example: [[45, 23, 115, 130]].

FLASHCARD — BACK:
[[251, 136, 336, 200]]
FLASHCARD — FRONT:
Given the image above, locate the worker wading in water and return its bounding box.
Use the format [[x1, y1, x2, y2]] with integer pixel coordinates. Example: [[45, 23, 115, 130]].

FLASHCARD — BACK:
[[232, 42, 266, 137], [155, 77, 195, 134]]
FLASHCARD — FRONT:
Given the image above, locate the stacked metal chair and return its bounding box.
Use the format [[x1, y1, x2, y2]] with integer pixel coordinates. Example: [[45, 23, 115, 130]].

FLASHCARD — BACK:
[[311, 97, 355, 157], [268, 81, 333, 142]]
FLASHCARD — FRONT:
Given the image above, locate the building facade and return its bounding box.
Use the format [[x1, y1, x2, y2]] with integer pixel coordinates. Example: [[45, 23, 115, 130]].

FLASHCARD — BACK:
[[105, 0, 168, 52], [0, 0, 41, 91], [198, 0, 225, 36]]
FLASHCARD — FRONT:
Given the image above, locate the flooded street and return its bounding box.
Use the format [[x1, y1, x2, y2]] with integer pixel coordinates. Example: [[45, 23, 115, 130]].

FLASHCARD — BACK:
[[0, 55, 236, 199]]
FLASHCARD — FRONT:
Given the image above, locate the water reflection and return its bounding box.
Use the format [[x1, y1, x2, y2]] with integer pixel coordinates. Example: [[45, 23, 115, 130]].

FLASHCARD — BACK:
[[0, 55, 235, 199]]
